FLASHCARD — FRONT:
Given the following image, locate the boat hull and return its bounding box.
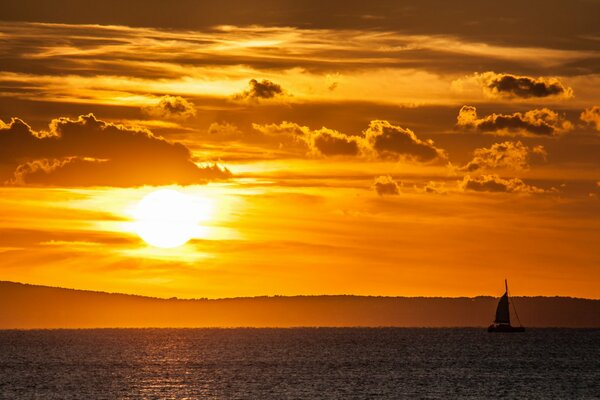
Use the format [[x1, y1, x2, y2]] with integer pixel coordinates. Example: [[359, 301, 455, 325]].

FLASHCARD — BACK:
[[487, 324, 525, 333]]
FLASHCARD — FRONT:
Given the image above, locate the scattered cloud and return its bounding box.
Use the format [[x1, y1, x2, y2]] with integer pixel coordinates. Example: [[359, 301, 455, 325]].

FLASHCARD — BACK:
[[0, 114, 230, 186], [206, 122, 247, 141], [373, 176, 400, 196], [305, 127, 362, 157], [580, 106, 600, 132], [460, 141, 546, 172], [142, 95, 196, 119], [246, 121, 314, 154], [478, 72, 573, 99], [363, 120, 446, 162], [460, 175, 545, 193], [456, 105, 573, 136], [252, 121, 308, 138], [422, 181, 447, 194], [252, 120, 446, 162], [252, 121, 359, 156], [234, 79, 285, 101], [202, 122, 306, 157]]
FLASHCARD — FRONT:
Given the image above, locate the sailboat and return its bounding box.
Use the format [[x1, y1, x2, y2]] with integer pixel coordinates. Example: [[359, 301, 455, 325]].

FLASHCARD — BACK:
[[487, 279, 525, 333]]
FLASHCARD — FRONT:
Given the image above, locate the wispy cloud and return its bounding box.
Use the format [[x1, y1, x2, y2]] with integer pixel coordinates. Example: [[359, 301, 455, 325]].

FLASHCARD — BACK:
[[1, 22, 598, 108]]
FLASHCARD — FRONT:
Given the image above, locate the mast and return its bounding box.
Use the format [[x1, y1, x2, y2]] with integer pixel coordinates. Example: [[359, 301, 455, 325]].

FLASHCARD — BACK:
[[505, 278, 508, 294], [506, 279, 524, 327]]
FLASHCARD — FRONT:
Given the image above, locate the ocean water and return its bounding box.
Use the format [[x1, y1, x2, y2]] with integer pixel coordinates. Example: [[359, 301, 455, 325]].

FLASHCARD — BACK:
[[0, 328, 598, 399]]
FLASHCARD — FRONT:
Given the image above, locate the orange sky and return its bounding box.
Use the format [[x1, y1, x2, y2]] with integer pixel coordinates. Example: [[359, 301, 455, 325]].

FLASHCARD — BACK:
[[0, 1, 598, 299]]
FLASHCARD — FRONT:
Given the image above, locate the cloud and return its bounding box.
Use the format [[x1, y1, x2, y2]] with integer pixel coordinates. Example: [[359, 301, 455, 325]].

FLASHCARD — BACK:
[[363, 120, 446, 162], [373, 176, 400, 196], [580, 106, 600, 131], [201, 122, 306, 159], [460, 141, 546, 172], [207, 122, 246, 141], [252, 120, 446, 162], [252, 121, 308, 138], [460, 175, 545, 193], [0, 114, 230, 186], [2, 22, 599, 114], [422, 181, 447, 194], [305, 128, 362, 157], [252, 121, 360, 156], [142, 95, 196, 119], [234, 79, 285, 101], [456, 105, 573, 136], [478, 72, 573, 99]]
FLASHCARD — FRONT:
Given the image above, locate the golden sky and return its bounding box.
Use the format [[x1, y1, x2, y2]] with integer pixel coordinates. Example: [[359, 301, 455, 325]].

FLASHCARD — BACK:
[[0, 1, 599, 298]]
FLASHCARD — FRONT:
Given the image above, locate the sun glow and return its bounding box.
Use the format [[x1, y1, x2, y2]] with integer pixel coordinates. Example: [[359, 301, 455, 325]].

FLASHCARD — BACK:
[[133, 189, 213, 248]]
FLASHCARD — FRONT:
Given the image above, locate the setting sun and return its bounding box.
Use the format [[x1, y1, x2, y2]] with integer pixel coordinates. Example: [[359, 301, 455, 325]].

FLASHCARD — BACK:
[[0, 2, 599, 398], [133, 189, 213, 248]]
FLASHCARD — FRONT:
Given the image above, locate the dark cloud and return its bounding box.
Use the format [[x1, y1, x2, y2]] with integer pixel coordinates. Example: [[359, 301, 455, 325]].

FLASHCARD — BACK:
[[363, 120, 445, 162], [580, 106, 600, 132], [372, 175, 400, 195], [143, 95, 196, 119], [460, 175, 545, 193], [456, 105, 573, 136], [252, 120, 446, 162], [460, 141, 546, 172], [234, 79, 285, 101], [480, 72, 572, 99], [0, 114, 230, 186], [308, 128, 361, 156]]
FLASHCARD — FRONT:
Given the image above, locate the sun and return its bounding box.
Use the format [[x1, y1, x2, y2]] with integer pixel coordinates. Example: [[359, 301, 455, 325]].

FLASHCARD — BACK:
[[133, 189, 212, 248]]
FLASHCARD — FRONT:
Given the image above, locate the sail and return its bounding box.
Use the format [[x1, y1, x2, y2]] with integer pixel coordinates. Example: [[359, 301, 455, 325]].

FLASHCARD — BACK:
[[494, 292, 511, 324]]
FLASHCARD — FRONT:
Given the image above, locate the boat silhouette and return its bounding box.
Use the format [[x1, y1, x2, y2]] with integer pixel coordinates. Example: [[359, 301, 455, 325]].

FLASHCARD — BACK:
[[487, 279, 525, 333]]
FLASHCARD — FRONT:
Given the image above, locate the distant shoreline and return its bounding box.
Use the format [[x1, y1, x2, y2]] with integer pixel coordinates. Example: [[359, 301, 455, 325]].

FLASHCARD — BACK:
[[2, 280, 597, 301], [1, 281, 598, 329]]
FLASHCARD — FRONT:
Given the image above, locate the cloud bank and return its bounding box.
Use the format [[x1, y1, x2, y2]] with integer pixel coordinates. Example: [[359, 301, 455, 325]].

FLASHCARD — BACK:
[[0, 114, 230, 186]]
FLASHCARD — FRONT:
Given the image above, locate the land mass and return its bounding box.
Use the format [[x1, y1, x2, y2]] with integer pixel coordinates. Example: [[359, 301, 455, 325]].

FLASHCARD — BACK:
[[0, 281, 598, 328]]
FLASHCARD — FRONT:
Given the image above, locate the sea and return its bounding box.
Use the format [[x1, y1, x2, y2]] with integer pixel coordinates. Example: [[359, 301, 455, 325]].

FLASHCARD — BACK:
[[0, 328, 598, 399]]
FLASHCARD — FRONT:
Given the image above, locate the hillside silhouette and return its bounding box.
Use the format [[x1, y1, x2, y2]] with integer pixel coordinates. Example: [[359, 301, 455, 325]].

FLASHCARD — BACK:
[[0, 281, 598, 328]]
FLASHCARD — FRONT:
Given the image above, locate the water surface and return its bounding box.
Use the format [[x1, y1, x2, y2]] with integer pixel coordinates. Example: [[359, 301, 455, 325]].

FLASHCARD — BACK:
[[0, 328, 598, 399]]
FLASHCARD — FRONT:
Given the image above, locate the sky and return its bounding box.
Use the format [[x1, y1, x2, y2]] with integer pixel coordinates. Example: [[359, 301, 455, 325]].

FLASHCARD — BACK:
[[0, 0, 598, 299]]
